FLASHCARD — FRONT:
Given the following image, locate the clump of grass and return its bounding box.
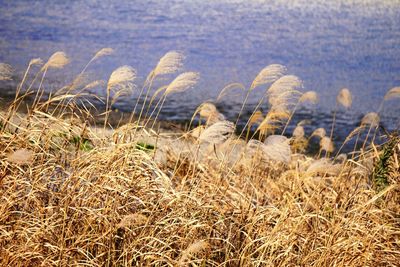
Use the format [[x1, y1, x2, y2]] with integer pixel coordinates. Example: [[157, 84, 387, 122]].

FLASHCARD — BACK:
[[371, 133, 399, 192], [0, 52, 399, 267]]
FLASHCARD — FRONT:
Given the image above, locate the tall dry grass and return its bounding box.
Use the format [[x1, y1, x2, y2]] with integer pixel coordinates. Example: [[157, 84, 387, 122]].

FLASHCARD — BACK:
[[0, 52, 399, 267]]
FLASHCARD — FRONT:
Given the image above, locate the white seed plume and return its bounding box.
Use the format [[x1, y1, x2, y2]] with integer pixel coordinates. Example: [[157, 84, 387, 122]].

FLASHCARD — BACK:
[[263, 135, 292, 163], [320, 136, 335, 153], [29, 58, 43, 66], [199, 120, 235, 145], [311, 128, 326, 138], [267, 75, 303, 106], [384, 86, 400, 101], [107, 65, 137, 92], [165, 72, 199, 95], [42, 51, 70, 70], [297, 119, 311, 126], [7, 149, 34, 165], [249, 110, 264, 125], [154, 51, 185, 77], [299, 91, 319, 104], [0, 63, 13, 80], [336, 88, 352, 108], [83, 80, 106, 90], [293, 125, 305, 138], [247, 135, 292, 163], [250, 64, 287, 90], [361, 112, 380, 128], [93, 47, 114, 61], [198, 102, 225, 124]]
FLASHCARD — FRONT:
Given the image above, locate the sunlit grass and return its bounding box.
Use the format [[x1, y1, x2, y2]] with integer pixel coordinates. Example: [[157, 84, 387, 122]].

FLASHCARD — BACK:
[[0, 51, 399, 266]]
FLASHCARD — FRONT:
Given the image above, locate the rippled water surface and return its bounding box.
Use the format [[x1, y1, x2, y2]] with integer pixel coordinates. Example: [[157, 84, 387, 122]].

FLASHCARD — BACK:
[[0, 0, 399, 140]]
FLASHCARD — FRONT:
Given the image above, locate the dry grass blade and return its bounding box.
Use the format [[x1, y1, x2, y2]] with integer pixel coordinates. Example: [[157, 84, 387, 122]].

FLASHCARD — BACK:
[[336, 88, 352, 108], [0, 63, 13, 80], [165, 72, 199, 95], [250, 64, 287, 90]]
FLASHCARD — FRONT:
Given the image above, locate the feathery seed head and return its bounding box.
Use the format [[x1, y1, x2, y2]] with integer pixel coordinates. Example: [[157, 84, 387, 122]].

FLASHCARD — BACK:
[[154, 51, 185, 77], [299, 91, 319, 104], [336, 88, 352, 108], [251, 64, 287, 90], [199, 120, 235, 145], [0, 63, 13, 80], [361, 112, 380, 127], [7, 149, 34, 165], [93, 47, 114, 61], [249, 110, 264, 125], [293, 125, 305, 138], [311, 128, 326, 138], [42, 51, 70, 71], [320, 136, 335, 153], [107, 65, 137, 92], [165, 72, 199, 95], [384, 86, 400, 101], [29, 58, 43, 66], [197, 102, 225, 124]]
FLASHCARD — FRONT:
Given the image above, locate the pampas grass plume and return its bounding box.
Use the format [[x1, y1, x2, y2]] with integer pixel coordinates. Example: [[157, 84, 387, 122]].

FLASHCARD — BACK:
[[178, 240, 209, 266], [165, 72, 199, 95], [6, 149, 34, 165], [320, 136, 335, 153], [361, 112, 380, 127], [0, 63, 13, 80], [336, 88, 352, 108], [107, 65, 137, 92], [93, 47, 114, 61], [154, 51, 185, 77], [250, 64, 287, 90], [29, 58, 43, 66], [199, 120, 235, 144], [312, 128, 326, 138], [293, 125, 305, 138], [384, 86, 400, 101], [42, 51, 70, 71], [299, 90, 319, 104]]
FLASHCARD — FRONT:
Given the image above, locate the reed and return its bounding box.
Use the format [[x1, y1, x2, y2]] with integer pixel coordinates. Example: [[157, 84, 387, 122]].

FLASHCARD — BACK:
[[1, 53, 399, 267]]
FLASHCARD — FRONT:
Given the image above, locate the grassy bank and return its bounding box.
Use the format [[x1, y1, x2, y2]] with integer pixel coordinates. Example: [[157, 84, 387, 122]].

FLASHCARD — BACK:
[[0, 51, 399, 266]]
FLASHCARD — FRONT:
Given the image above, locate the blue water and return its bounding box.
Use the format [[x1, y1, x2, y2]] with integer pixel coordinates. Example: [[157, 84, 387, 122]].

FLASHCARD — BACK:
[[0, 0, 399, 141]]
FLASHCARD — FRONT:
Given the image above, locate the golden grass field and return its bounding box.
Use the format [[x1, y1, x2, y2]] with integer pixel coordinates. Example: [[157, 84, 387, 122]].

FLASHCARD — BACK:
[[0, 50, 399, 266]]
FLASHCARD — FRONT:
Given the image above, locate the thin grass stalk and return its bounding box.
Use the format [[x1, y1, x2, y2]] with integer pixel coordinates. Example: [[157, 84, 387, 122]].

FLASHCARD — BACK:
[[329, 103, 338, 141], [136, 72, 156, 124], [129, 72, 154, 124], [361, 124, 373, 152], [3, 64, 33, 130], [281, 101, 299, 135], [234, 89, 251, 128], [150, 94, 167, 130], [31, 67, 48, 111]]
